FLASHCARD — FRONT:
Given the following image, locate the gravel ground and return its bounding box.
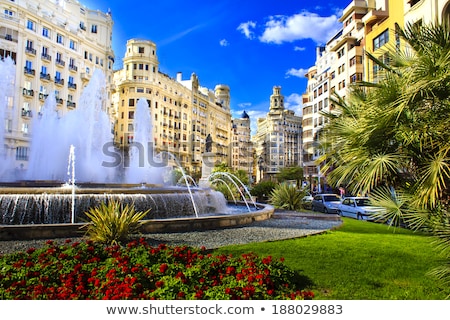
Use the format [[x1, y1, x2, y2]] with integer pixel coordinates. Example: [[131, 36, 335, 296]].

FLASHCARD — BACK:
[[0, 211, 342, 255]]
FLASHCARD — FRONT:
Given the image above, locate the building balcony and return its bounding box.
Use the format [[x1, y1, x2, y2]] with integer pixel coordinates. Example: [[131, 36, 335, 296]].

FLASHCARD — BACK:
[[69, 65, 78, 72], [362, 8, 389, 27], [56, 59, 65, 67], [25, 47, 36, 55], [40, 73, 51, 81], [21, 108, 33, 118], [55, 78, 64, 86], [80, 73, 90, 81], [68, 82, 77, 90], [38, 93, 49, 100], [22, 88, 34, 97], [55, 98, 63, 105], [41, 53, 52, 61], [24, 67, 35, 76], [67, 101, 76, 108]]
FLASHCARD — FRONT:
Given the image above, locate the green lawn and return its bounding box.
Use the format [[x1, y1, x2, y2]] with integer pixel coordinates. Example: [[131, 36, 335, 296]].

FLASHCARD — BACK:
[[214, 218, 448, 299]]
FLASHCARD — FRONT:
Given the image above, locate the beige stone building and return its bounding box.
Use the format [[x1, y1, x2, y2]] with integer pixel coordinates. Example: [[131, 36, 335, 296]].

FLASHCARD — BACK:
[[231, 111, 253, 183], [112, 39, 232, 178], [0, 0, 114, 172], [254, 86, 302, 182]]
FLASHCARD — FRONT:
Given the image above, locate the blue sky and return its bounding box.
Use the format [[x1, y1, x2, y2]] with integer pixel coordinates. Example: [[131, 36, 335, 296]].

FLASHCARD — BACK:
[[82, 0, 349, 131]]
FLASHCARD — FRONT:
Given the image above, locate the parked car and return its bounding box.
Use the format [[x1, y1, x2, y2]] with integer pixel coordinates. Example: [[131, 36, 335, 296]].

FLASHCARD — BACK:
[[301, 192, 314, 209], [311, 194, 341, 213], [337, 197, 386, 221]]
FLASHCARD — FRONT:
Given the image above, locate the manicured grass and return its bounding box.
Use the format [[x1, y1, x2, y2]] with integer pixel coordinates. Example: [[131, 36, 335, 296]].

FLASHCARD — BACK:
[[214, 218, 448, 299]]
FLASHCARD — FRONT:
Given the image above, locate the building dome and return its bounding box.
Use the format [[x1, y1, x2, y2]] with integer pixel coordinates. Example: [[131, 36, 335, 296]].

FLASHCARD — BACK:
[[241, 110, 250, 119]]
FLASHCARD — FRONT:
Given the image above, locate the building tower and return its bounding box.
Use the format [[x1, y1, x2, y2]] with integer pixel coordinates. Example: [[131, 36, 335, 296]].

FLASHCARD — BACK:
[[254, 86, 302, 182]]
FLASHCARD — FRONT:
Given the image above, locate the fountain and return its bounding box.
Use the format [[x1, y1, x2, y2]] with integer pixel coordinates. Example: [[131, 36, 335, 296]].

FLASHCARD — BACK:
[[0, 65, 274, 240], [0, 57, 16, 181]]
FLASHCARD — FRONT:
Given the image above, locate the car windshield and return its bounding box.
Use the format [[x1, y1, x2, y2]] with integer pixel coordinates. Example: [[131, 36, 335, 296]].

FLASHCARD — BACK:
[[324, 195, 340, 202], [356, 198, 372, 206]]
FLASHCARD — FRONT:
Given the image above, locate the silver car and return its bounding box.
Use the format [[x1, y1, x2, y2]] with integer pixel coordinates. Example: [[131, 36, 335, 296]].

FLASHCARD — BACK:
[[311, 194, 342, 213], [338, 197, 386, 221]]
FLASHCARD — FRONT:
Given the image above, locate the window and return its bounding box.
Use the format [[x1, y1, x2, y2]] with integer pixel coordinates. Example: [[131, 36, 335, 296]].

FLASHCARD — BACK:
[[16, 147, 29, 161], [129, 99, 135, 107], [68, 76, 74, 84], [42, 27, 50, 38], [337, 47, 345, 58], [139, 47, 145, 54], [91, 25, 97, 33], [56, 33, 64, 44], [69, 40, 76, 50], [22, 123, 29, 134], [373, 29, 389, 50], [349, 55, 363, 66], [0, 49, 16, 61], [350, 73, 363, 83], [27, 20, 35, 31]]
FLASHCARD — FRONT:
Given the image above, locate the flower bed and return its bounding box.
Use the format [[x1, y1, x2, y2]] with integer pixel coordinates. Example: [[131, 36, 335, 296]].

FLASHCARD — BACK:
[[0, 238, 314, 300]]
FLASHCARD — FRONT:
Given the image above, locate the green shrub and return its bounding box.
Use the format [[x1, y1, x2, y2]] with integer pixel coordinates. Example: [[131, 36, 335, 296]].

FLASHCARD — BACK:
[[250, 180, 277, 200], [82, 201, 149, 245], [269, 183, 304, 211]]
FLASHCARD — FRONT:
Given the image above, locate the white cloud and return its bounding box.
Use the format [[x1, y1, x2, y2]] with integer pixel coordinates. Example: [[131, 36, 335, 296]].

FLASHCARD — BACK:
[[285, 93, 304, 116], [285, 68, 308, 78], [259, 12, 340, 44], [294, 46, 306, 51], [219, 39, 229, 47], [237, 21, 257, 39], [237, 102, 252, 109]]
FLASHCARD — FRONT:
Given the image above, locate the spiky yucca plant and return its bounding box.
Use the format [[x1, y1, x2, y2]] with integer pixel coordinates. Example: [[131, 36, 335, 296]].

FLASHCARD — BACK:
[[82, 201, 149, 245], [269, 183, 304, 211]]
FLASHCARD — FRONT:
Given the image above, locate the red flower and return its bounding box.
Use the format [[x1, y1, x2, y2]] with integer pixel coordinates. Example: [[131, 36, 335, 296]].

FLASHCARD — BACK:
[[26, 248, 36, 255], [159, 263, 168, 273], [195, 290, 203, 298], [155, 281, 164, 288], [262, 256, 272, 264]]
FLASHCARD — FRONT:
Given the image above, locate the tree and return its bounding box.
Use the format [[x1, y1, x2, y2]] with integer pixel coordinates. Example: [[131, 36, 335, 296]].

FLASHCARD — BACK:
[[276, 166, 304, 187], [319, 22, 450, 291]]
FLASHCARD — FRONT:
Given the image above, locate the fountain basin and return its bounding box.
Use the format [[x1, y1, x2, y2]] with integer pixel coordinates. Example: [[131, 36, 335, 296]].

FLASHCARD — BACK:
[[0, 202, 274, 240], [0, 183, 244, 224]]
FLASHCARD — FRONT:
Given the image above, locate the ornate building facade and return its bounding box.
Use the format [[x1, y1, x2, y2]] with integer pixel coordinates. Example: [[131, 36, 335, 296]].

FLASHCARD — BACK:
[[0, 0, 114, 173], [254, 86, 302, 182], [112, 39, 232, 178]]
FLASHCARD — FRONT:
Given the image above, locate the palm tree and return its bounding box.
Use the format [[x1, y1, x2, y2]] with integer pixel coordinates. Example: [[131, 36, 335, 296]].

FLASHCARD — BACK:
[[319, 22, 450, 291]]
